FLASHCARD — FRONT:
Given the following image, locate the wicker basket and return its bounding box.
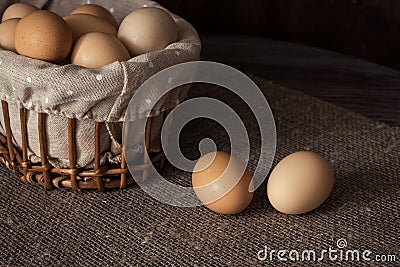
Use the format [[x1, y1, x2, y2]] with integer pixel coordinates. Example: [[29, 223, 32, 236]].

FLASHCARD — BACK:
[[0, 101, 167, 191], [0, 0, 201, 191]]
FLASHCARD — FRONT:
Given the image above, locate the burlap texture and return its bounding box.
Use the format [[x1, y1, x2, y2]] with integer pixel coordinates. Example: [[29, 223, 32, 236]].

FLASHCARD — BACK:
[[0, 0, 201, 168], [0, 78, 398, 266]]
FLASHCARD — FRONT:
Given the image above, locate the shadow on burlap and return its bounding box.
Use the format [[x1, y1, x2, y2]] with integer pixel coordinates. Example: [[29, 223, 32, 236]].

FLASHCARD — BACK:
[[0, 77, 399, 266]]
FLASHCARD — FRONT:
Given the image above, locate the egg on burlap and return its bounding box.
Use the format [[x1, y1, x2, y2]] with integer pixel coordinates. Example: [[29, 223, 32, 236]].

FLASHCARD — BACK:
[[192, 151, 254, 215], [267, 151, 335, 215]]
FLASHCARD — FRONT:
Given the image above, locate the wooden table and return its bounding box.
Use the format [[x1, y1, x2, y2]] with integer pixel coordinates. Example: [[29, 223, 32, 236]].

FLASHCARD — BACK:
[[200, 33, 400, 126]]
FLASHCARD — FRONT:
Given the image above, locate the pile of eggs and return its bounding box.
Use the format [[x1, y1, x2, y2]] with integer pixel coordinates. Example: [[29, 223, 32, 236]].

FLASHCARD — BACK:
[[0, 3, 178, 68], [192, 151, 335, 215]]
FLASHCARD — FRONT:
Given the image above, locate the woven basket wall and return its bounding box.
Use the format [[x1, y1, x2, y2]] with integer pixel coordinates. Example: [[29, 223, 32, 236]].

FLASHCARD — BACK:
[[0, 102, 167, 191]]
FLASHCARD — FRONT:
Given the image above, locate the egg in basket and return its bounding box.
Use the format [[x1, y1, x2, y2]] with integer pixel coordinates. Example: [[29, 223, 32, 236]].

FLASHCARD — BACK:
[[0, 0, 201, 191]]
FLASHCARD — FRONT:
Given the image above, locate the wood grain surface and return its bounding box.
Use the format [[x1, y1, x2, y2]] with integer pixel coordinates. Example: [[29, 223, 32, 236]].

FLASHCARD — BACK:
[[158, 0, 400, 71], [200, 34, 400, 126]]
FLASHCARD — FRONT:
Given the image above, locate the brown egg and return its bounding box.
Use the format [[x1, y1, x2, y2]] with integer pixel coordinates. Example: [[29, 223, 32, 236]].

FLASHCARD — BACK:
[[192, 152, 254, 214], [15, 10, 72, 63], [71, 4, 118, 29], [118, 7, 178, 56], [1, 3, 39, 22], [0, 18, 20, 52], [63, 14, 117, 42], [71, 32, 130, 68], [267, 151, 334, 215]]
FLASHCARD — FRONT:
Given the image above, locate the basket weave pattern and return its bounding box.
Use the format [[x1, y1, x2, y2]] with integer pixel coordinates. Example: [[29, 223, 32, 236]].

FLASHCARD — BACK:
[[0, 100, 166, 191]]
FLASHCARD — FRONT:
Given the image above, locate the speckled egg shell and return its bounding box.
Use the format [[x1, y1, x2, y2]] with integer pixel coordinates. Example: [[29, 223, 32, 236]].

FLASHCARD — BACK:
[[14, 10, 73, 63]]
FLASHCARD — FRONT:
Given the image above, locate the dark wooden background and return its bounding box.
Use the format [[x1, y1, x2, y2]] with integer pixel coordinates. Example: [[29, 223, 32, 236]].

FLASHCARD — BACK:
[[158, 0, 400, 71], [157, 0, 400, 126]]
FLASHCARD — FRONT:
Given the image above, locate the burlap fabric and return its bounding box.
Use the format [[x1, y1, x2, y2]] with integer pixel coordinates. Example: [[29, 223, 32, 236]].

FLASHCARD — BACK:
[[0, 78, 398, 266], [0, 0, 201, 168]]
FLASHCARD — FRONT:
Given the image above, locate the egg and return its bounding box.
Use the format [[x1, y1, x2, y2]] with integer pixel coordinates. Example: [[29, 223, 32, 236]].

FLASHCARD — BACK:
[[192, 151, 254, 214], [15, 10, 72, 63], [63, 14, 117, 42], [1, 3, 39, 22], [71, 32, 130, 68], [0, 18, 20, 52], [118, 7, 178, 56], [267, 151, 334, 215], [71, 4, 118, 29]]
